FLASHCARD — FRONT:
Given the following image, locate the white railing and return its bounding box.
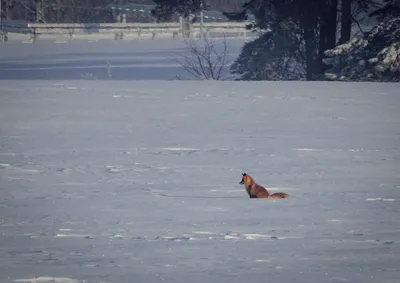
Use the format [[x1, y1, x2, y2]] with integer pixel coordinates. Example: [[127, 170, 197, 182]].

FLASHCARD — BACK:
[[0, 21, 255, 43]]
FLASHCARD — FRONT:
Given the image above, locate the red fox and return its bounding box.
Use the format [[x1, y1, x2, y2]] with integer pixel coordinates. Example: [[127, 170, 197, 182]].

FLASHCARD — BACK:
[[239, 173, 289, 199]]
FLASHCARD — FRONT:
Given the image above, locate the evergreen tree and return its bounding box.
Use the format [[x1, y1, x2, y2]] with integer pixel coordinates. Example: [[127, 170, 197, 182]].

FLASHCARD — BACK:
[[370, 0, 400, 20], [151, 0, 204, 21], [324, 17, 400, 82], [224, 0, 333, 80]]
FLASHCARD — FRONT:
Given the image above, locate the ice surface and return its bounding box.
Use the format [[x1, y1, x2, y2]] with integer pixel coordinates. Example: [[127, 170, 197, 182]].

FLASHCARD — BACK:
[[0, 39, 247, 80], [13, 277, 79, 283], [0, 40, 400, 283]]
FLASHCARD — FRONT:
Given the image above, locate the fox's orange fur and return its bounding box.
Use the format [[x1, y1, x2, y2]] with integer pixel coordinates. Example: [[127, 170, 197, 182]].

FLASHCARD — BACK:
[[239, 173, 289, 199]]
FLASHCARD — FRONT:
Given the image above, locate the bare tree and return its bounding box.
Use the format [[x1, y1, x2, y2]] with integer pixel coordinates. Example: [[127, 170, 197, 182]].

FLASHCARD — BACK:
[[173, 35, 230, 80]]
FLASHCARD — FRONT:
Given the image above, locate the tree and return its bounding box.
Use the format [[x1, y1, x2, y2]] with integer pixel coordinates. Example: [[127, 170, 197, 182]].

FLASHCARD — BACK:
[[151, 0, 204, 22], [323, 17, 400, 82], [338, 0, 351, 44], [172, 35, 230, 80], [35, 0, 42, 23], [370, 0, 400, 20], [151, 0, 246, 21], [230, 27, 306, 80], [3, 0, 115, 23], [223, 0, 332, 80], [5, 0, 15, 20], [318, 0, 338, 73]]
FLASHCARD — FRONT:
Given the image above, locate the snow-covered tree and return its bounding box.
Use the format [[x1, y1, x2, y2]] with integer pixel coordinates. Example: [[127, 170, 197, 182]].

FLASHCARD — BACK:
[[323, 17, 400, 82], [370, 0, 400, 21]]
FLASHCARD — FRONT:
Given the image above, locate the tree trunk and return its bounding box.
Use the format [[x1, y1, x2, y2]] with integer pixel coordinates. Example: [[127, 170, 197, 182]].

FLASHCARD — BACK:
[[35, 0, 42, 22], [298, 0, 319, 80], [180, 16, 191, 38], [56, 0, 62, 23], [304, 25, 317, 80], [317, 0, 338, 74], [6, 0, 12, 20], [339, 0, 351, 44]]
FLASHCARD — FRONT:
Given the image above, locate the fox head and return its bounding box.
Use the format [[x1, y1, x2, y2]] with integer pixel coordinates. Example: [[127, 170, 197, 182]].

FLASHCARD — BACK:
[[239, 173, 254, 186]]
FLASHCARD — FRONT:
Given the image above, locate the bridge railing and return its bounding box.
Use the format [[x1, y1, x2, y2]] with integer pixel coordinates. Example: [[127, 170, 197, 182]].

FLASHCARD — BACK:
[[0, 20, 256, 43]]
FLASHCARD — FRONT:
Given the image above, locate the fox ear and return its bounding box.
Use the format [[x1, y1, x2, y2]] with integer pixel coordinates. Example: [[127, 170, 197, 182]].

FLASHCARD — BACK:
[[242, 173, 247, 176]]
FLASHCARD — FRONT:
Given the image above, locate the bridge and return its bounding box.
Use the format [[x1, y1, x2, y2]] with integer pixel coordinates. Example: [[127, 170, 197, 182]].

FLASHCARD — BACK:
[[0, 20, 256, 43]]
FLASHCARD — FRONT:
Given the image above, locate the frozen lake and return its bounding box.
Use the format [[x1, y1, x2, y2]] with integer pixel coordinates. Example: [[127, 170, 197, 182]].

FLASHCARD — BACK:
[[0, 39, 246, 80], [0, 40, 400, 283]]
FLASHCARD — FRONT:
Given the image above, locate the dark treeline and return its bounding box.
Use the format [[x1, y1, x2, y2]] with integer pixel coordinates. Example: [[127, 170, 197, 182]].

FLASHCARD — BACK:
[[0, 0, 245, 23]]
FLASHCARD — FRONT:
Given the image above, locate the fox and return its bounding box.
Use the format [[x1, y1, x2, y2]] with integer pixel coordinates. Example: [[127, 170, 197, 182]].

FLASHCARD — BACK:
[[239, 173, 289, 199]]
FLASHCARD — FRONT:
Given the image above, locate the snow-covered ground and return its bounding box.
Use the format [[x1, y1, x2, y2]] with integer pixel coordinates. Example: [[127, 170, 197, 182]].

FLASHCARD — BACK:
[[0, 40, 400, 283]]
